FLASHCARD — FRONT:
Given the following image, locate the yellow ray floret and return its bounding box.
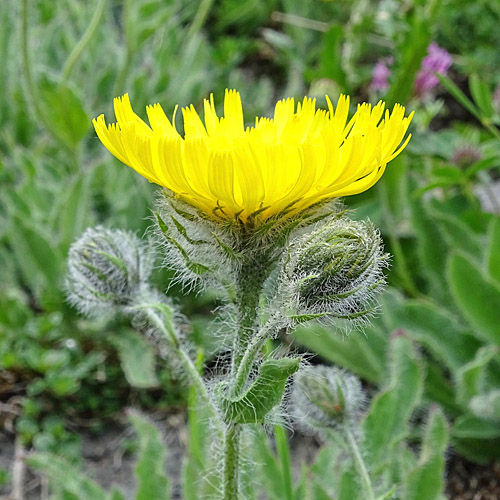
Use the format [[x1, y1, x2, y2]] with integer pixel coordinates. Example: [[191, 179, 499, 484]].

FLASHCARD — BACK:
[[93, 89, 413, 222]]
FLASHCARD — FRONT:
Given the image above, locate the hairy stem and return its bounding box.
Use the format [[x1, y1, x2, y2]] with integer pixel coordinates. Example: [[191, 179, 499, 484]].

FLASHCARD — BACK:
[[345, 427, 375, 500], [232, 259, 269, 370], [142, 307, 223, 437], [232, 317, 278, 396], [223, 424, 240, 500], [60, 0, 106, 85]]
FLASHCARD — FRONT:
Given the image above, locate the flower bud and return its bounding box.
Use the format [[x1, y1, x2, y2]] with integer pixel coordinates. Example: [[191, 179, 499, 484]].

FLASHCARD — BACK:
[[451, 144, 481, 170], [279, 216, 388, 327], [291, 365, 363, 432], [66, 226, 154, 316]]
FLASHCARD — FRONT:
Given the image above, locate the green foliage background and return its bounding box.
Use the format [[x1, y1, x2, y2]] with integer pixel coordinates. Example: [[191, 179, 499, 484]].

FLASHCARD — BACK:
[[1, 0, 500, 496]]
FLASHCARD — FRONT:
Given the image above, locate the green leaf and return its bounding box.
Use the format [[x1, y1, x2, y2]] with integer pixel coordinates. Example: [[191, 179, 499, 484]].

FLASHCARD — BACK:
[[487, 217, 500, 284], [389, 300, 480, 371], [469, 74, 494, 119], [26, 453, 107, 500], [216, 358, 300, 424], [469, 390, 500, 423], [424, 360, 461, 416], [437, 74, 481, 121], [320, 25, 346, 90], [403, 408, 449, 500], [110, 328, 158, 388], [381, 155, 410, 220], [465, 156, 499, 178], [453, 436, 500, 463], [9, 214, 63, 301], [253, 427, 288, 500], [129, 413, 170, 500], [336, 468, 359, 500], [274, 425, 293, 500], [374, 486, 397, 500], [453, 413, 500, 439], [362, 335, 423, 465], [456, 345, 498, 405], [108, 488, 126, 500], [433, 211, 483, 258], [448, 252, 500, 345], [385, 5, 434, 105], [293, 321, 387, 385], [38, 75, 89, 148], [57, 174, 93, 253]]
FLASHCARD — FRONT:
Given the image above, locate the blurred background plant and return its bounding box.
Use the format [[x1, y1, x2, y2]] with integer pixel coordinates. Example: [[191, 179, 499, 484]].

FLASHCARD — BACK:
[[1, 0, 500, 498]]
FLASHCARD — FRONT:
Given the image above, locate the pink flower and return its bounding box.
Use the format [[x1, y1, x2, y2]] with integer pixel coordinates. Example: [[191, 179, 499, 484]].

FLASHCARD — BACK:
[[414, 43, 452, 97], [371, 59, 391, 92]]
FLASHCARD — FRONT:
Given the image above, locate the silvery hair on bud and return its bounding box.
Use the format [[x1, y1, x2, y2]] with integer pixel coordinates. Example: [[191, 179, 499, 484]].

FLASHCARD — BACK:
[[291, 365, 364, 435], [278, 216, 388, 328], [66, 226, 155, 316]]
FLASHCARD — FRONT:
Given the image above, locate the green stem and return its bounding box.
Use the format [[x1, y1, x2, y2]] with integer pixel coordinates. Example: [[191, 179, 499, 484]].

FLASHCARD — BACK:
[[143, 308, 223, 437], [232, 317, 278, 396], [232, 259, 268, 370], [223, 424, 240, 500], [345, 427, 375, 500], [376, 182, 420, 298], [186, 0, 215, 42], [60, 0, 106, 85], [114, 0, 133, 96]]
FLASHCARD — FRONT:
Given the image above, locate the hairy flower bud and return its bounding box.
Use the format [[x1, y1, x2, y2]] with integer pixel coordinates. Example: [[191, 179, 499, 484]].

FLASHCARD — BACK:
[[278, 216, 388, 327], [291, 365, 364, 433], [66, 226, 154, 316]]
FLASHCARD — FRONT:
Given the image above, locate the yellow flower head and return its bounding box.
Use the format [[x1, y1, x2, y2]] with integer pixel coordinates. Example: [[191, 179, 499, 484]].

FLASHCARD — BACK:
[[93, 90, 413, 223]]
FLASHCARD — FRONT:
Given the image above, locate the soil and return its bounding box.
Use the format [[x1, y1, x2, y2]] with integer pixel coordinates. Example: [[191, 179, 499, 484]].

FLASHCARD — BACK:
[[446, 454, 500, 500], [1, 414, 500, 500]]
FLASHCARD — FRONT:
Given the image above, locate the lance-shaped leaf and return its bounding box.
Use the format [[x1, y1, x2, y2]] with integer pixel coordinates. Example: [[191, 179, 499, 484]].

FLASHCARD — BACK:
[[403, 408, 449, 500], [216, 358, 300, 424], [487, 217, 500, 284], [110, 328, 158, 388], [453, 413, 500, 439], [26, 453, 107, 500], [129, 412, 170, 500], [362, 335, 423, 465], [456, 345, 498, 405], [449, 252, 500, 346]]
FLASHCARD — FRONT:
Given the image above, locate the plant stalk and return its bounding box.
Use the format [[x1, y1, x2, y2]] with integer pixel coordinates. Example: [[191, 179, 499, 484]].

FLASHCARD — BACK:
[[232, 258, 268, 371], [142, 307, 223, 437], [223, 424, 240, 500], [60, 0, 106, 85], [186, 0, 215, 42], [232, 317, 278, 396], [345, 427, 375, 500]]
